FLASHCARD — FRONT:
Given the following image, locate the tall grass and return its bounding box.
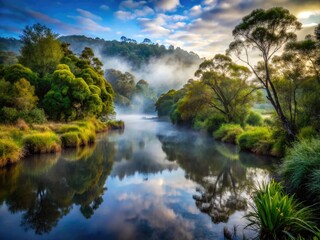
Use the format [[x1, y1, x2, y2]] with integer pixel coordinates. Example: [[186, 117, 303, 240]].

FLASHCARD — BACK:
[[245, 180, 319, 239], [23, 131, 61, 154], [280, 138, 320, 202], [0, 139, 23, 167]]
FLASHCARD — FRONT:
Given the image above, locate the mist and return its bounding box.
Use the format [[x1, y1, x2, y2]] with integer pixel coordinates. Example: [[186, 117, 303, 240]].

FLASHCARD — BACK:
[[98, 52, 202, 93]]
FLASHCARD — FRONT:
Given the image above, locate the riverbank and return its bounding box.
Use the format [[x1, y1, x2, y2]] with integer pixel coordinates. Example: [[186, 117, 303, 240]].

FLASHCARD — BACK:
[[0, 118, 124, 167]]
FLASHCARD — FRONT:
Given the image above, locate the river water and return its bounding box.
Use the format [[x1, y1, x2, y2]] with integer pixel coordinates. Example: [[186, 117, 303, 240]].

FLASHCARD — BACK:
[[0, 115, 277, 240]]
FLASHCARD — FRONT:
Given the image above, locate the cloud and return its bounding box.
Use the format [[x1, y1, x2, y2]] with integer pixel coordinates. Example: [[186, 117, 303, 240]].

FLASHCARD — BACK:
[[76, 8, 102, 21], [120, 0, 147, 9], [138, 17, 171, 37], [115, 6, 154, 20], [189, 5, 202, 17], [69, 16, 110, 32], [100, 4, 110, 11], [154, 0, 180, 11]]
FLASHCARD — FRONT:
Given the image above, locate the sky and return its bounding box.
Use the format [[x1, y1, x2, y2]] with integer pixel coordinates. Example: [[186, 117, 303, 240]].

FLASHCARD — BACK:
[[0, 0, 319, 58]]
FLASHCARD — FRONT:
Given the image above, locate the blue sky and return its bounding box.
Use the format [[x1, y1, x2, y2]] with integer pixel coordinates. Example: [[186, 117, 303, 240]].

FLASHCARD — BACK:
[[1, 0, 319, 57]]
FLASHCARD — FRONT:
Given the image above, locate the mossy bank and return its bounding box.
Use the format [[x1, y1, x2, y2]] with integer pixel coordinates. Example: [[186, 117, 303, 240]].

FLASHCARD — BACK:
[[0, 118, 124, 167]]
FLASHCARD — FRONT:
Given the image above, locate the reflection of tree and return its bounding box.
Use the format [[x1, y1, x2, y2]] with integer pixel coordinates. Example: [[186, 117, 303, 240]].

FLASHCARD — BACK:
[[0, 140, 115, 235], [158, 133, 274, 223]]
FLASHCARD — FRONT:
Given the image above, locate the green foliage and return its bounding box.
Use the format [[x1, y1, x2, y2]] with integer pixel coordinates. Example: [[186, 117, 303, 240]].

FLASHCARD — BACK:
[[1, 64, 38, 85], [43, 64, 112, 121], [214, 124, 243, 144], [298, 126, 318, 140], [0, 138, 23, 167], [1, 107, 19, 123], [280, 138, 320, 202], [155, 89, 184, 117], [0, 77, 45, 124], [246, 111, 263, 126], [245, 180, 318, 239], [19, 23, 63, 76], [237, 127, 274, 155], [23, 132, 61, 154]]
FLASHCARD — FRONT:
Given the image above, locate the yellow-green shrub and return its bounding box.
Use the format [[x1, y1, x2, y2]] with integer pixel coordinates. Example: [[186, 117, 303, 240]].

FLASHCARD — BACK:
[[0, 139, 23, 167], [60, 132, 81, 148], [213, 124, 243, 143], [23, 132, 61, 154], [237, 127, 274, 155]]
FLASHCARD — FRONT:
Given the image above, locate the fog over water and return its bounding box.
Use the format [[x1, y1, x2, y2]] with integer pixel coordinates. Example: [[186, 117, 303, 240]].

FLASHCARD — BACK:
[[0, 115, 277, 240]]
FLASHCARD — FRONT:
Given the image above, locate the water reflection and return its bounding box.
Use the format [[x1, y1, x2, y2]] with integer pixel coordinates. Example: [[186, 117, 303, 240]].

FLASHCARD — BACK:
[[158, 130, 274, 224], [0, 115, 276, 239], [0, 141, 114, 235]]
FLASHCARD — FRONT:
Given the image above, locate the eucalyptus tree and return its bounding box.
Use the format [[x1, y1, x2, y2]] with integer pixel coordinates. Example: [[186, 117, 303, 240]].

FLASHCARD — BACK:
[[228, 7, 301, 139]]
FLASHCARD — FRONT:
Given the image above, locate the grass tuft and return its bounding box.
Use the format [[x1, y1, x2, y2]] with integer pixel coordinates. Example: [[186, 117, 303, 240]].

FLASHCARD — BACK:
[[23, 131, 61, 154], [280, 138, 320, 202], [0, 139, 23, 167], [245, 180, 319, 239]]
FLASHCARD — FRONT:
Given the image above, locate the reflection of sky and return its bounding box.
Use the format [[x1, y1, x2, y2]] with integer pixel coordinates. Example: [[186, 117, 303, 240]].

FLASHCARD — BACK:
[[0, 115, 274, 239]]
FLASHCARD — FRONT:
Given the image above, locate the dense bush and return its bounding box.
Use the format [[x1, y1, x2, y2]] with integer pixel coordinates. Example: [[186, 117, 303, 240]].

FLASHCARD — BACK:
[[280, 138, 320, 202], [213, 124, 243, 144], [297, 126, 318, 140], [245, 180, 319, 239], [0, 139, 23, 167], [245, 111, 263, 126], [237, 127, 274, 155], [61, 132, 80, 148], [23, 132, 61, 154]]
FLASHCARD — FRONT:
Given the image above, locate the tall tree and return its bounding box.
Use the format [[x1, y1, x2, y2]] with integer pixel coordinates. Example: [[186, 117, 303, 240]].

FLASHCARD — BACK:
[[191, 54, 258, 123], [228, 7, 301, 139], [19, 23, 63, 76]]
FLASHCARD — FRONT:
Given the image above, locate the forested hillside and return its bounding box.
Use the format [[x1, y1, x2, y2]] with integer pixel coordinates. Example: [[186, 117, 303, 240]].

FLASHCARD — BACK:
[[0, 35, 201, 69]]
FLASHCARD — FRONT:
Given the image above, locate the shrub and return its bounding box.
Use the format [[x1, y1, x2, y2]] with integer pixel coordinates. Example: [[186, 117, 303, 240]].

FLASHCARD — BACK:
[[1, 107, 18, 123], [246, 111, 263, 126], [60, 132, 80, 148], [108, 120, 125, 130], [78, 129, 96, 146], [280, 138, 320, 202], [213, 124, 243, 144], [245, 180, 319, 239], [24, 108, 47, 124], [237, 127, 274, 155], [0, 139, 23, 167], [23, 132, 61, 154], [297, 126, 318, 140]]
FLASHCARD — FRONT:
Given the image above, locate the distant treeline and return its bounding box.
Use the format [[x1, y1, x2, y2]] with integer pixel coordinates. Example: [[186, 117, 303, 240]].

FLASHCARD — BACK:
[[0, 35, 201, 68]]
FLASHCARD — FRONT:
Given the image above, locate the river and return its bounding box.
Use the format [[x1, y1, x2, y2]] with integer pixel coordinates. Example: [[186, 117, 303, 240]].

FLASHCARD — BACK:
[[0, 115, 277, 240]]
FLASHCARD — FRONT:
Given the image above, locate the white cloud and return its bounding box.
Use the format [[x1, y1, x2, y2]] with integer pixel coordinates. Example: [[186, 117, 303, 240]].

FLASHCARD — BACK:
[[302, 22, 318, 28], [120, 0, 147, 9], [138, 17, 171, 37], [69, 15, 110, 32], [76, 8, 102, 21], [100, 5, 110, 11], [297, 10, 320, 19], [154, 0, 180, 11], [115, 6, 154, 20], [189, 5, 202, 17]]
